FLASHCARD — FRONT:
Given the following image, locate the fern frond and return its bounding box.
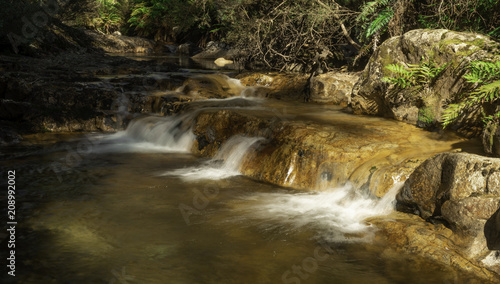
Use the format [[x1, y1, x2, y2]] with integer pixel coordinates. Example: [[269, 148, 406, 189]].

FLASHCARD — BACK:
[[471, 80, 500, 103], [465, 60, 500, 83], [356, 1, 380, 22], [364, 7, 393, 38], [442, 103, 466, 128], [385, 63, 409, 75]]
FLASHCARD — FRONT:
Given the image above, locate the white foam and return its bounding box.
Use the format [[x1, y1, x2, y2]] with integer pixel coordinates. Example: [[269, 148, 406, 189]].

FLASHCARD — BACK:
[[229, 181, 403, 243], [95, 114, 195, 153], [162, 135, 265, 181]]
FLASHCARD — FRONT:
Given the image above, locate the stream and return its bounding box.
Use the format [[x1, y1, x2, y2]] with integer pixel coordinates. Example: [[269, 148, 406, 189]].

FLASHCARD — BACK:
[[0, 55, 482, 283]]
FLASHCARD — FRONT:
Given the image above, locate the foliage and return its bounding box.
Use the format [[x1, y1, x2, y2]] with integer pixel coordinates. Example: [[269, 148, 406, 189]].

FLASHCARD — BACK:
[[217, 0, 360, 70], [94, 0, 123, 33], [59, 0, 128, 34], [355, 0, 419, 51], [416, 0, 500, 38], [356, 0, 499, 48], [127, 0, 217, 41], [442, 60, 500, 128], [356, 0, 395, 41], [382, 58, 449, 89]]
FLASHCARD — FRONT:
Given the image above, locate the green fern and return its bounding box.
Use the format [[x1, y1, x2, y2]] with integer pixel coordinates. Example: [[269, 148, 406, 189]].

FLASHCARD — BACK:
[[357, 0, 394, 22], [364, 7, 393, 39], [382, 63, 414, 88], [463, 61, 500, 84], [382, 58, 449, 89], [442, 103, 467, 128], [356, 0, 395, 41], [471, 80, 500, 103], [442, 60, 500, 128]]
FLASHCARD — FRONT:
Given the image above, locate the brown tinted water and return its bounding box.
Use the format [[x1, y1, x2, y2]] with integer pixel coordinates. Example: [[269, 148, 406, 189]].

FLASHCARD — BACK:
[[0, 111, 480, 284], [0, 55, 484, 283]]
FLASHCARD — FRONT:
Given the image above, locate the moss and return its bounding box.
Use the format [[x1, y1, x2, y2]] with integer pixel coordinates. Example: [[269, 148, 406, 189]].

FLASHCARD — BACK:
[[438, 38, 485, 56], [417, 106, 436, 128], [489, 122, 498, 153]]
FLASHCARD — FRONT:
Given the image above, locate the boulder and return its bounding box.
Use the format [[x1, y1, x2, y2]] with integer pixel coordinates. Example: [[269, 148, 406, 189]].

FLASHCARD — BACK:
[[309, 72, 360, 106], [192, 41, 238, 59], [351, 29, 500, 136], [396, 152, 500, 273], [83, 29, 155, 53]]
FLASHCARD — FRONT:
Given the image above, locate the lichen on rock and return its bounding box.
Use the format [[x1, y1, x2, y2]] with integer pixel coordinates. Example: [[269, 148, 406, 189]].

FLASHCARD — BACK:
[[351, 29, 500, 136]]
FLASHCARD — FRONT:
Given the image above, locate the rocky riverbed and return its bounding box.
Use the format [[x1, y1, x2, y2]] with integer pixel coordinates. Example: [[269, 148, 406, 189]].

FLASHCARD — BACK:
[[1, 28, 500, 282]]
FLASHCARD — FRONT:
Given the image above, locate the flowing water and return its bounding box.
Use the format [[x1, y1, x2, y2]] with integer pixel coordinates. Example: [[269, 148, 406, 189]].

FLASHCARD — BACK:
[[0, 60, 483, 283]]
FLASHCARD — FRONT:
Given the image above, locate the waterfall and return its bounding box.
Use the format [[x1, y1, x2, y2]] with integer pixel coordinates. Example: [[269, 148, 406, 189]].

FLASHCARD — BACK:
[[161, 135, 265, 181], [227, 181, 404, 243], [95, 113, 195, 153]]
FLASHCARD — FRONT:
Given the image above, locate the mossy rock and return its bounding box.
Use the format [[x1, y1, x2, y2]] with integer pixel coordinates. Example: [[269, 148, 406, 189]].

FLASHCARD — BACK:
[[351, 29, 499, 134]]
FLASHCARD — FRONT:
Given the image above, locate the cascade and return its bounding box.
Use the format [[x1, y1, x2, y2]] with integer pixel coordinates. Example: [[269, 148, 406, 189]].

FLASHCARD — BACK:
[[162, 135, 265, 181]]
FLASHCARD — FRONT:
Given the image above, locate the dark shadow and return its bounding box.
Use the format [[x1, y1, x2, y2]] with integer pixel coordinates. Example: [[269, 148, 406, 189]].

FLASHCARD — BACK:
[[485, 207, 500, 250]]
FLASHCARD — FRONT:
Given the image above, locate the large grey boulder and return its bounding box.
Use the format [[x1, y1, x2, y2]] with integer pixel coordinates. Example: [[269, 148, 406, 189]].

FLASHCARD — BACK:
[[396, 152, 500, 273], [351, 29, 499, 136]]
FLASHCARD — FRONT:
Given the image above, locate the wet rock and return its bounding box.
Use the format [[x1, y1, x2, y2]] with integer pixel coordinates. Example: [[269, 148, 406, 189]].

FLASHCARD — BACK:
[[237, 72, 309, 100], [0, 52, 182, 134], [351, 29, 500, 135], [309, 72, 360, 106], [369, 212, 500, 282], [191, 108, 465, 195], [177, 42, 201, 56], [177, 74, 246, 99]]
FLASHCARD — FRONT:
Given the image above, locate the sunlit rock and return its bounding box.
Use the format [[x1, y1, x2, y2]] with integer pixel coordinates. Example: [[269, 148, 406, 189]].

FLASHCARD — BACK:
[[309, 72, 360, 106], [396, 152, 500, 276], [190, 107, 467, 196], [237, 72, 308, 100], [214, 57, 234, 67], [351, 29, 500, 136]]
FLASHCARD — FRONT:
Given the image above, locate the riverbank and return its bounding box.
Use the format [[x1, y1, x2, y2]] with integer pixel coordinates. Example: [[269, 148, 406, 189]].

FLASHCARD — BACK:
[[1, 29, 500, 281]]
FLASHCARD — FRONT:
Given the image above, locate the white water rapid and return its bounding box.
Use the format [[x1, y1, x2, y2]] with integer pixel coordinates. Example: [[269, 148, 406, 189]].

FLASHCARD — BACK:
[[95, 114, 195, 153], [161, 135, 266, 181], [228, 181, 404, 243]]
